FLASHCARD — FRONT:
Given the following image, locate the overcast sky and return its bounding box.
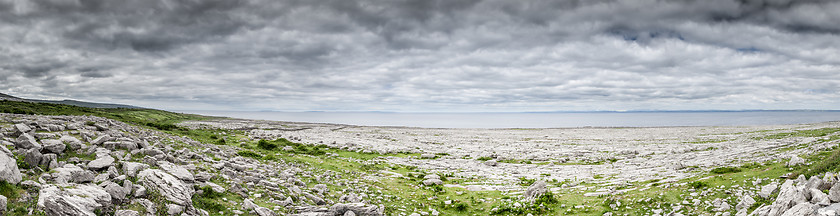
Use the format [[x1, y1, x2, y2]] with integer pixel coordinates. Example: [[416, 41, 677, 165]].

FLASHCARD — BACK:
[[1, 0, 839, 112]]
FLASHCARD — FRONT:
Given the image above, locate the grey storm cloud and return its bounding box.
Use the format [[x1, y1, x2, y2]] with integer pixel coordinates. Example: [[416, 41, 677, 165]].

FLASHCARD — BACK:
[[1, 0, 839, 111]]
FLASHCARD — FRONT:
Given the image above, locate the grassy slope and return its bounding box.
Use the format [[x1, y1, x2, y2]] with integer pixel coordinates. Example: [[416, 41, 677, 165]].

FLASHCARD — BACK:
[[3, 100, 840, 215]]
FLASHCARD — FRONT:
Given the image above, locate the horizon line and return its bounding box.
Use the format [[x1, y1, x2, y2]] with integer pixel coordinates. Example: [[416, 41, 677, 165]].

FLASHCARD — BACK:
[[171, 109, 840, 114]]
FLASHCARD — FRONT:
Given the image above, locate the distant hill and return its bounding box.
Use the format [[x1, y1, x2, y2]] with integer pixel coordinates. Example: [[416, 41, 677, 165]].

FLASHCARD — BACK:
[[0, 92, 23, 101], [0, 92, 142, 109]]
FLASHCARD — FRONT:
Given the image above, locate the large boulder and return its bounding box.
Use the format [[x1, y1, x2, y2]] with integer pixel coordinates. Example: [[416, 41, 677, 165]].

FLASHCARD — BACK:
[[138, 169, 194, 206], [523, 180, 548, 201], [14, 123, 32, 134], [42, 139, 66, 154], [59, 135, 84, 151], [158, 161, 194, 182], [24, 148, 44, 168], [787, 156, 806, 167], [37, 184, 112, 216], [16, 133, 41, 150], [0, 146, 22, 184], [422, 179, 443, 186], [103, 181, 128, 204]]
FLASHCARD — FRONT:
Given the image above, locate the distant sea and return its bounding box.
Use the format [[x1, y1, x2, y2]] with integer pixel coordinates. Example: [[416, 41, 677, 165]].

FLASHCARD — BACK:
[[180, 111, 840, 128], [180, 110, 840, 129]]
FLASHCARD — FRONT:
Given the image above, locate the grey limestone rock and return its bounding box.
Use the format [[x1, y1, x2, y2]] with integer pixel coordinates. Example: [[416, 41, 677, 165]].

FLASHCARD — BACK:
[[103, 181, 128, 204], [59, 135, 84, 151], [138, 169, 195, 206], [115, 209, 140, 216], [780, 202, 817, 216], [787, 156, 806, 167], [0, 146, 22, 184], [157, 161, 194, 182], [303, 192, 326, 205], [830, 182, 840, 203], [484, 159, 498, 166], [42, 139, 66, 154], [761, 183, 780, 199], [16, 133, 41, 150], [24, 148, 43, 168], [87, 155, 115, 170], [166, 203, 184, 215], [810, 188, 831, 206], [0, 194, 6, 213], [122, 162, 150, 178], [422, 179, 443, 186], [736, 195, 755, 212], [91, 135, 112, 146]]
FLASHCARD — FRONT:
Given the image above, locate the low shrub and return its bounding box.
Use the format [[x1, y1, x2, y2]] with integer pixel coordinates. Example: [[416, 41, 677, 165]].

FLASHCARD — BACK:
[[710, 166, 742, 174], [687, 181, 709, 189], [237, 150, 262, 159], [257, 139, 278, 150]]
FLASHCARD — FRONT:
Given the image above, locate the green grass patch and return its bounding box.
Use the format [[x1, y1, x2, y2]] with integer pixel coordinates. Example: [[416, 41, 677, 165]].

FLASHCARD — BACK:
[[756, 127, 840, 140]]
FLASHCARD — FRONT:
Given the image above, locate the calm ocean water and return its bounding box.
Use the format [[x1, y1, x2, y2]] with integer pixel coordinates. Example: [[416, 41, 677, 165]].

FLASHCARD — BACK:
[[179, 110, 840, 128]]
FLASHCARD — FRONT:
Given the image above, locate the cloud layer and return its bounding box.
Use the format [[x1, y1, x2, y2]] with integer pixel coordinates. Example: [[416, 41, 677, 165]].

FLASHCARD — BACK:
[[1, 0, 839, 111]]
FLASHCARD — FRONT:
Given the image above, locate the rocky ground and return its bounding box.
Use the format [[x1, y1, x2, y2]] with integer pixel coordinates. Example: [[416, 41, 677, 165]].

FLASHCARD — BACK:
[[2, 112, 840, 216], [181, 119, 838, 186], [0, 113, 384, 216]]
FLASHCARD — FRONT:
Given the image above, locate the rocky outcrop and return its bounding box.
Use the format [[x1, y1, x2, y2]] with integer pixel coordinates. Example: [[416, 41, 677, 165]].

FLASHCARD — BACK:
[[37, 184, 112, 216], [748, 173, 840, 216]]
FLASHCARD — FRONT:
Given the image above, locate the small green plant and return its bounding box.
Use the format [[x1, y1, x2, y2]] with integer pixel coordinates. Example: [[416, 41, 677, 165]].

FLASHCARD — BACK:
[[453, 202, 468, 211], [476, 156, 493, 161], [518, 177, 536, 186], [193, 186, 226, 213], [535, 191, 558, 205], [0, 180, 21, 200], [85, 121, 96, 126]]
